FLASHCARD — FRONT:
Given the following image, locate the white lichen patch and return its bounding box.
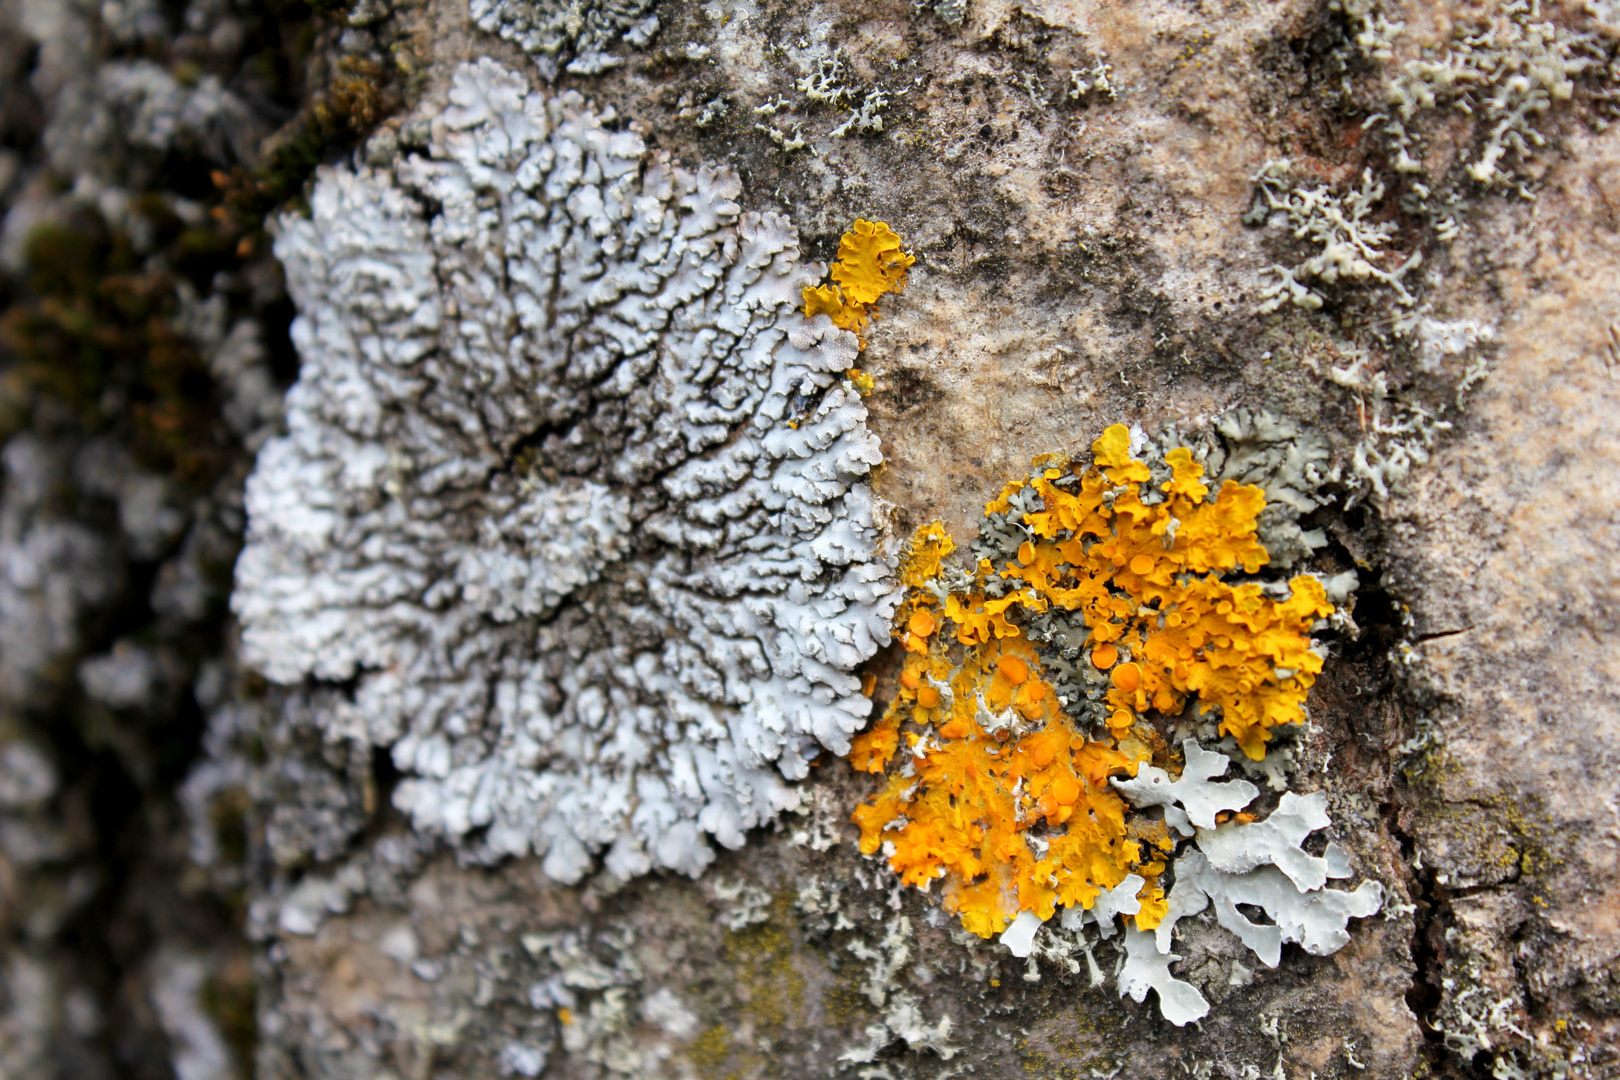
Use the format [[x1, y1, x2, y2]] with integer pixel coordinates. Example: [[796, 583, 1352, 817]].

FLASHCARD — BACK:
[[837, 991, 960, 1065], [1111, 741, 1384, 1024], [1369, 1, 1598, 189], [829, 89, 889, 138], [1326, 351, 1454, 501], [711, 877, 773, 929], [1252, 162, 1421, 313], [236, 59, 898, 884], [997, 909, 1045, 958], [1158, 847, 1384, 970], [1195, 791, 1353, 892], [520, 926, 693, 1077], [1110, 739, 1259, 836], [470, 0, 661, 80], [1117, 925, 1210, 1028]]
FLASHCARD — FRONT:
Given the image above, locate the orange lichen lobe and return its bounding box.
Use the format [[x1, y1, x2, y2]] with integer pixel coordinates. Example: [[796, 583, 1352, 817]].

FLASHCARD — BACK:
[[997, 655, 1029, 684], [831, 219, 916, 303], [848, 424, 1338, 938], [802, 219, 914, 347], [851, 544, 1149, 935]]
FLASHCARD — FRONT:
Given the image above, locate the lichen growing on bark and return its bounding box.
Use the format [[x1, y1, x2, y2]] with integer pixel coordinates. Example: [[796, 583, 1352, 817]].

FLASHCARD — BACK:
[[847, 423, 1383, 1023], [470, 0, 662, 81], [235, 59, 899, 883]]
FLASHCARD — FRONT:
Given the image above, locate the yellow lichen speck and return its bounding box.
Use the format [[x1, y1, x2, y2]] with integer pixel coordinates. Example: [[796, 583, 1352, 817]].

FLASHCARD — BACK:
[[849, 425, 1335, 938]]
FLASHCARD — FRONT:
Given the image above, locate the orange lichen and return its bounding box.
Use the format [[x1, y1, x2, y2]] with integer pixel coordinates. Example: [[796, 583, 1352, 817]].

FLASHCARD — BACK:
[[849, 425, 1337, 939], [832, 219, 915, 302], [849, 631, 1143, 938], [802, 219, 915, 349], [995, 425, 1333, 759]]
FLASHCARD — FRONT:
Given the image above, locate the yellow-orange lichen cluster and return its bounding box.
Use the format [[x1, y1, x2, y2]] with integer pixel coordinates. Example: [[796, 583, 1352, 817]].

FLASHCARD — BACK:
[[849, 425, 1335, 938], [803, 219, 914, 356]]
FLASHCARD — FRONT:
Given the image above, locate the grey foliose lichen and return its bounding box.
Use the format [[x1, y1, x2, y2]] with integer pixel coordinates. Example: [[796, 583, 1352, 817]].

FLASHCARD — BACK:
[[1112, 748, 1384, 1026], [469, 0, 661, 81], [1204, 408, 1332, 568], [235, 59, 898, 885], [934, 0, 968, 28]]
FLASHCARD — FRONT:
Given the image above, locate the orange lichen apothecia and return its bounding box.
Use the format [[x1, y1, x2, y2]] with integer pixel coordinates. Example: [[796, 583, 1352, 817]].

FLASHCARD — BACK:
[[803, 219, 914, 392], [849, 425, 1336, 938]]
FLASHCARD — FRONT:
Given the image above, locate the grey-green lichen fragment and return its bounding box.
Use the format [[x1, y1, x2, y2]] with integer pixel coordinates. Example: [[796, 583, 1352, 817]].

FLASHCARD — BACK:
[[1008, 413, 1342, 721], [1351, 0, 1600, 188], [1205, 409, 1332, 569], [1111, 747, 1384, 1024], [469, 0, 661, 80], [1252, 162, 1420, 313]]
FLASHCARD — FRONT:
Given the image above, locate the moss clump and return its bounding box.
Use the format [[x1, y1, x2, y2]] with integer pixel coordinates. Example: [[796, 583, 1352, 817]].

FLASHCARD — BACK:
[[212, 54, 399, 253], [723, 892, 807, 1032], [0, 214, 228, 485], [686, 1024, 732, 1077], [200, 952, 258, 1068]]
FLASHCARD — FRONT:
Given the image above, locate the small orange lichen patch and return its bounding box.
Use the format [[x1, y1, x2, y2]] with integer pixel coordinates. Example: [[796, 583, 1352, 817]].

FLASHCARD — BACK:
[[802, 219, 914, 348], [831, 219, 916, 304], [997, 655, 1029, 684], [848, 426, 1338, 938], [997, 425, 1333, 759], [851, 530, 1146, 937]]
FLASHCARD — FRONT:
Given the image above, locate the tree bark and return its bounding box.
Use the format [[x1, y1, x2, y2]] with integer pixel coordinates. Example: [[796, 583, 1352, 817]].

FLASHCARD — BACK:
[[1, 0, 1617, 1078]]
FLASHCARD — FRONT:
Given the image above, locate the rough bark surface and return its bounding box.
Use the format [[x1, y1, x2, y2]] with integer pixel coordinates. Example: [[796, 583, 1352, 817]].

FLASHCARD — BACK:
[[1, 0, 1618, 1078]]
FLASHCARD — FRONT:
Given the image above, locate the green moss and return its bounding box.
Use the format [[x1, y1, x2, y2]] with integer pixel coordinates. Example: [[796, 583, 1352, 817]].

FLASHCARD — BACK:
[[686, 892, 810, 1078], [199, 953, 257, 1069], [0, 4, 410, 491], [1017, 1038, 1055, 1073], [0, 215, 228, 486], [207, 785, 252, 867], [821, 959, 870, 1024], [215, 54, 398, 235], [723, 892, 806, 1032], [687, 1024, 732, 1077]]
